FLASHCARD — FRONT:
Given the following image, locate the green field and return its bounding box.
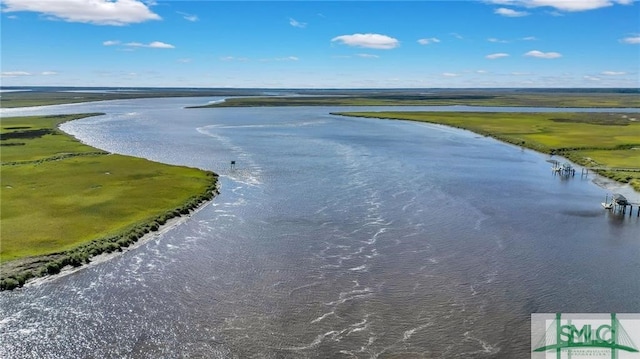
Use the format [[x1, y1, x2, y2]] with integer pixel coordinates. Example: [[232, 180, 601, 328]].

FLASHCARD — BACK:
[[1, 114, 218, 289], [334, 111, 640, 191]]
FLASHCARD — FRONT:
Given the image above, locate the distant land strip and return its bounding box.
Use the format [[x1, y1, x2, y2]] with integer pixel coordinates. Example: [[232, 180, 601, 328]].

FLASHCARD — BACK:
[[1, 88, 639, 108]]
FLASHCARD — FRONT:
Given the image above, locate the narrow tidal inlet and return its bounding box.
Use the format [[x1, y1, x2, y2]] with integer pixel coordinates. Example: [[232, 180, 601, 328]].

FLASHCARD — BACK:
[[1, 99, 639, 358]]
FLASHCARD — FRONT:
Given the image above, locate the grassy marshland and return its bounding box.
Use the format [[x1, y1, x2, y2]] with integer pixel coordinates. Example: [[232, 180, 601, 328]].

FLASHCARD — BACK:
[[197, 91, 640, 108], [1, 114, 218, 290], [334, 111, 640, 191]]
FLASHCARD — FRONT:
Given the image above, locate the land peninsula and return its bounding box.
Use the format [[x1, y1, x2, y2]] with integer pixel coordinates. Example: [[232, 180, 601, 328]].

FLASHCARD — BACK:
[[0, 114, 218, 290]]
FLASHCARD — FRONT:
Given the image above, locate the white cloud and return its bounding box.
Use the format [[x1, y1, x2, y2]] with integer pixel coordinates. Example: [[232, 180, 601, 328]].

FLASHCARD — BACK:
[[125, 41, 175, 49], [495, 7, 530, 16], [357, 53, 379, 58], [332, 33, 399, 49], [522, 36, 537, 41], [417, 37, 440, 45], [488, 0, 634, 12], [584, 75, 601, 81], [1, 0, 161, 26], [486, 53, 510, 59], [476, 70, 489, 74], [177, 11, 198, 22], [289, 18, 306, 28], [524, 50, 562, 58], [486, 0, 520, 4], [103, 40, 120, 46], [450, 33, 464, 39], [148, 41, 174, 49], [442, 72, 460, 77], [261, 56, 299, 62], [41, 71, 58, 75], [529, 0, 632, 11], [220, 56, 249, 62], [488, 37, 509, 43], [177, 58, 192, 63], [601, 71, 627, 75], [230, 56, 298, 63], [1, 71, 31, 77], [620, 35, 640, 44]]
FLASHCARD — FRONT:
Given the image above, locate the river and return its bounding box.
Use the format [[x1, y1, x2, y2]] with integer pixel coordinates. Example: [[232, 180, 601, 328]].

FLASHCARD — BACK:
[[1, 98, 639, 358]]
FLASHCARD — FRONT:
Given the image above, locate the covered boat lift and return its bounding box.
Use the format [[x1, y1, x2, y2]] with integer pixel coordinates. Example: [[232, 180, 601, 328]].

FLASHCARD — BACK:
[[602, 193, 639, 216]]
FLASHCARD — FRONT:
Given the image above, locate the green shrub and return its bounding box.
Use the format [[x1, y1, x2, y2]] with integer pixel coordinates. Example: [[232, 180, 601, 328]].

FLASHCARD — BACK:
[[102, 242, 118, 253], [117, 237, 132, 248], [45, 261, 61, 275], [14, 271, 34, 286], [68, 254, 84, 267], [1, 278, 19, 291]]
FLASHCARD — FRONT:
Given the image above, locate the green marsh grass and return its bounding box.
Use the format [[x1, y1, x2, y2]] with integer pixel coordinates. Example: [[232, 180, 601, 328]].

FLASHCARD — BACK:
[[1, 114, 104, 162], [1, 114, 218, 289]]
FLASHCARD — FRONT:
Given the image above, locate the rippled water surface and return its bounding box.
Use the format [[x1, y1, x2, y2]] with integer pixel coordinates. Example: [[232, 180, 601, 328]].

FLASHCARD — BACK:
[[1, 98, 639, 358]]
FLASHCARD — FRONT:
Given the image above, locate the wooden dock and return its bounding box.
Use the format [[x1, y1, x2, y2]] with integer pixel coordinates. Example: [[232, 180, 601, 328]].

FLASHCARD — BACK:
[[547, 160, 576, 177], [546, 158, 639, 217], [602, 193, 640, 217]]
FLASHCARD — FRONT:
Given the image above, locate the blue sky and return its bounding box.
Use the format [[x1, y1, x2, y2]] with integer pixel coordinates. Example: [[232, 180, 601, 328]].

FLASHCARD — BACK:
[[1, 0, 639, 88]]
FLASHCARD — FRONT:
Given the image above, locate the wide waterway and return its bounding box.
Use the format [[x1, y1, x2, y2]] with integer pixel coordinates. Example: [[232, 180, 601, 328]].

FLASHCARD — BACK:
[[1, 98, 639, 358]]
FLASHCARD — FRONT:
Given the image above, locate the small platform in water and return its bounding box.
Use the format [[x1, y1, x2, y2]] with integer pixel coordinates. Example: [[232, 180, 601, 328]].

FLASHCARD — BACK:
[[601, 202, 613, 209]]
